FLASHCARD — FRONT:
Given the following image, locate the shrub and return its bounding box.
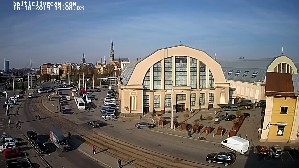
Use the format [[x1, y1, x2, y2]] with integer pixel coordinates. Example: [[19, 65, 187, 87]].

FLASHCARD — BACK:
[[183, 113, 189, 119], [206, 116, 213, 120]]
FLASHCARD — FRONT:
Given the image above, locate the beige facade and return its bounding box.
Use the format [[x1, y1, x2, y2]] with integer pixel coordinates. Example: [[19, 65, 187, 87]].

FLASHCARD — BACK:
[[119, 45, 230, 115]]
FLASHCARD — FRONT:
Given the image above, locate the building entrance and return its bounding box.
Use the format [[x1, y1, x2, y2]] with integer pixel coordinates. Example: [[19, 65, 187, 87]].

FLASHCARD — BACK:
[[176, 103, 185, 112]]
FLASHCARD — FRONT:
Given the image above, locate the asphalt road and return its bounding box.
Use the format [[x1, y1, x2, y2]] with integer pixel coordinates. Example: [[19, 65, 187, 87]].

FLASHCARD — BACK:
[[0, 89, 104, 168]]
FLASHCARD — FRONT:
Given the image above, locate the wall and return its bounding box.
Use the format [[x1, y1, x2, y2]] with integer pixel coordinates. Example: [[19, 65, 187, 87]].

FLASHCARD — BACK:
[[267, 97, 296, 142]]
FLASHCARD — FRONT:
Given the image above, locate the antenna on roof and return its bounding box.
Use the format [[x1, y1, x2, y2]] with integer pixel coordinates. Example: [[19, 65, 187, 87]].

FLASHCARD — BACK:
[[281, 46, 284, 55]]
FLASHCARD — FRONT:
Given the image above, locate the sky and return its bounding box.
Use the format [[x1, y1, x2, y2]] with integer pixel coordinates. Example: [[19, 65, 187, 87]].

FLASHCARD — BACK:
[[0, 0, 299, 69]]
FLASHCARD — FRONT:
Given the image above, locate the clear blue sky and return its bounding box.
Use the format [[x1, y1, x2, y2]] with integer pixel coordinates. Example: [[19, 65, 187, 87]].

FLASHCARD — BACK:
[[1, 0, 299, 68]]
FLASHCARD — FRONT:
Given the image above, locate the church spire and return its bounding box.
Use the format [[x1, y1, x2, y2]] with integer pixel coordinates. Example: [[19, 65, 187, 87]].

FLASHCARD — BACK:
[[82, 53, 86, 64], [110, 41, 115, 62]]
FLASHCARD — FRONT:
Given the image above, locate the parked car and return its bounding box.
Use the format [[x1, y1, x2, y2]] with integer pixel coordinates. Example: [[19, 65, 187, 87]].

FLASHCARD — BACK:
[[4, 137, 19, 146], [0, 142, 17, 152], [34, 140, 49, 154], [1, 132, 9, 143], [206, 152, 236, 166], [288, 148, 299, 159], [87, 121, 100, 128], [3, 148, 25, 159], [225, 114, 236, 121], [269, 146, 283, 159], [6, 158, 32, 168], [135, 122, 155, 129], [26, 131, 38, 142], [214, 115, 226, 122], [256, 145, 270, 159]]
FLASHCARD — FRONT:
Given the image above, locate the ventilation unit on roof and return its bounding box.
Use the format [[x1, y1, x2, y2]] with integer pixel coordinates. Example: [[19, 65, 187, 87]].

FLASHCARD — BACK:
[[252, 72, 258, 78], [228, 70, 233, 75]]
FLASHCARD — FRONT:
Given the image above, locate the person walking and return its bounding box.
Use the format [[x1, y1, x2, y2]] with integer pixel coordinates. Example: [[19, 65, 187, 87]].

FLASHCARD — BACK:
[[92, 145, 96, 155], [68, 132, 71, 139], [118, 159, 122, 168]]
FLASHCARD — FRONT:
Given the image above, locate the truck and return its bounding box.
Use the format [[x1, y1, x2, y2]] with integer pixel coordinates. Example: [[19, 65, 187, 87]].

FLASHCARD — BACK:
[[49, 128, 71, 152], [221, 136, 249, 154]]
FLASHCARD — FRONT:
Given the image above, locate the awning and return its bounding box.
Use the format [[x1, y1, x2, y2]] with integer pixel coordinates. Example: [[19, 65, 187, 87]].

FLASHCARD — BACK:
[[276, 122, 287, 126]]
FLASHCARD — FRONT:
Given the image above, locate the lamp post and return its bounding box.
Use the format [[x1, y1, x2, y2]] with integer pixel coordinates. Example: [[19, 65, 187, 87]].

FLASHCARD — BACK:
[[171, 81, 174, 129]]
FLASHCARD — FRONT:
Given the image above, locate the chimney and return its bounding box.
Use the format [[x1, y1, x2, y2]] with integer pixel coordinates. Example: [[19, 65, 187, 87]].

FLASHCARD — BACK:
[[101, 58, 102, 64]]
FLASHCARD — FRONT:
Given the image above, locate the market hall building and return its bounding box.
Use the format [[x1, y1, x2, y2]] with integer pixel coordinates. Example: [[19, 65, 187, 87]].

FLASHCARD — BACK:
[[119, 45, 230, 115]]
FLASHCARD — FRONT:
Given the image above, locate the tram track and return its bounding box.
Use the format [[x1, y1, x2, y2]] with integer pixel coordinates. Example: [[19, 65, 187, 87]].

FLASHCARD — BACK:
[[31, 95, 216, 168]]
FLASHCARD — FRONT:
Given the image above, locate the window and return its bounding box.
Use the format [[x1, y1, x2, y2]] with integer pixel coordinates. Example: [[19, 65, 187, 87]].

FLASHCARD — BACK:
[[154, 95, 160, 108], [175, 56, 187, 86], [277, 126, 285, 136], [280, 106, 288, 114], [153, 61, 161, 89], [165, 94, 171, 107], [143, 70, 150, 89], [200, 93, 205, 105], [235, 70, 240, 76], [190, 58, 197, 89], [164, 57, 172, 89], [130, 96, 136, 110], [209, 70, 214, 88], [199, 62, 206, 88], [209, 93, 214, 104], [176, 94, 186, 101], [143, 95, 149, 107], [243, 71, 249, 77], [191, 93, 196, 106]]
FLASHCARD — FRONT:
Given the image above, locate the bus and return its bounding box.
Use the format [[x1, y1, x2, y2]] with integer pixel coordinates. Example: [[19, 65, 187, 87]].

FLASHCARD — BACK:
[[74, 97, 85, 110]]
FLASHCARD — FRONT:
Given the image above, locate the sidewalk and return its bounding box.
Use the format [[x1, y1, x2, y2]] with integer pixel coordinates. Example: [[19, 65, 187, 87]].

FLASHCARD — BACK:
[[41, 95, 133, 168]]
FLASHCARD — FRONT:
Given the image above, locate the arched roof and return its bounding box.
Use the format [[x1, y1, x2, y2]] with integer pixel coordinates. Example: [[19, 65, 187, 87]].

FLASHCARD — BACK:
[[122, 45, 226, 86], [221, 55, 297, 83]]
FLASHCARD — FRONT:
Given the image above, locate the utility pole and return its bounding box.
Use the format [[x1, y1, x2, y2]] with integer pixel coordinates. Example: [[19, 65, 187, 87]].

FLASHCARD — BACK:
[[30, 73, 32, 89], [12, 76, 15, 93], [83, 72, 85, 90], [92, 75, 95, 89], [78, 74, 81, 89], [27, 73, 30, 89]]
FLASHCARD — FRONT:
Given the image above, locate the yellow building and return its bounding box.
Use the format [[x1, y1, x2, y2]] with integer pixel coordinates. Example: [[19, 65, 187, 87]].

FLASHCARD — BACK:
[[119, 45, 230, 115], [261, 72, 299, 142]]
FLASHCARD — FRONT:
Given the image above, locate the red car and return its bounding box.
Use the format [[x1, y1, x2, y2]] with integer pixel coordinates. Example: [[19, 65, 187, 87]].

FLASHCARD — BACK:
[[3, 148, 23, 159]]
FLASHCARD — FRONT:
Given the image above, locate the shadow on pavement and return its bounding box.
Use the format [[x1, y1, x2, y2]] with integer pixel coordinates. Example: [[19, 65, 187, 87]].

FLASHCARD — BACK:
[[68, 135, 86, 150]]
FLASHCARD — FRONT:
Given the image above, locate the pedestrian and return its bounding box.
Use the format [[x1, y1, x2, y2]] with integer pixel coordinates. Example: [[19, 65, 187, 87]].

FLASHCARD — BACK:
[[188, 129, 192, 138], [245, 134, 248, 139], [68, 132, 71, 139], [8, 118, 11, 126], [226, 112, 228, 116], [200, 114, 203, 121], [118, 159, 122, 168], [92, 145, 96, 155]]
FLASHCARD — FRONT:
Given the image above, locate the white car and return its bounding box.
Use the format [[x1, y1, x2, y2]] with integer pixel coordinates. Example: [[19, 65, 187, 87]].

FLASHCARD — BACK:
[[4, 137, 19, 145], [0, 142, 16, 152]]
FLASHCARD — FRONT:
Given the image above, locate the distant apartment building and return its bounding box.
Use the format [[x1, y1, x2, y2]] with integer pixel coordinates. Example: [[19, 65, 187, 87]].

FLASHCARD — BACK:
[[61, 63, 72, 77], [261, 72, 299, 143], [220, 55, 298, 103], [40, 63, 54, 75], [3, 58, 9, 73]]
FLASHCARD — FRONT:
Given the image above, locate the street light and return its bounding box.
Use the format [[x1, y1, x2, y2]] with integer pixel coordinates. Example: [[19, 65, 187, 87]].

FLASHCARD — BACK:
[[171, 81, 174, 129]]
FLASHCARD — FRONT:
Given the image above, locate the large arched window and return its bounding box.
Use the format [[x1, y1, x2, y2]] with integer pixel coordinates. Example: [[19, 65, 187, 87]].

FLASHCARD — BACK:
[[153, 61, 161, 89], [199, 62, 206, 88], [190, 58, 197, 89], [143, 69, 150, 89], [175, 56, 187, 86], [209, 70, 214, 88], [164, 57, 172, 89]]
